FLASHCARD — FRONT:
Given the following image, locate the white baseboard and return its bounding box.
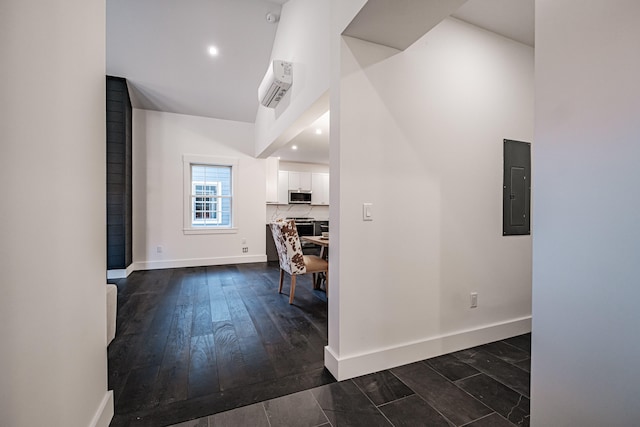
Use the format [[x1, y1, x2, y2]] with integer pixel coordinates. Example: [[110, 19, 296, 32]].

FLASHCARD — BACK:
[[89, 390, 113, 427], [324, 316, 531, 381], [107, 264, 134, 279], [132, 255, 268, 271]]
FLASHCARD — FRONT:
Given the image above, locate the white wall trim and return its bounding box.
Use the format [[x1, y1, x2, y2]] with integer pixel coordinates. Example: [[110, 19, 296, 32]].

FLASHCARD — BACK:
[[132, 255, 268, 271], [107, 270, 126, 280], [88, 390, 113, 427], [107, 264, 134, 280], [324, 345, 340, 378], [325, 316, 531, 381]]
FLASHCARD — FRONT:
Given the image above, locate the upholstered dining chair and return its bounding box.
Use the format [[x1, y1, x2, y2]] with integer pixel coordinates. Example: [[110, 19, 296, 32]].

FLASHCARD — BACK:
[[269, 219, 328, 304]]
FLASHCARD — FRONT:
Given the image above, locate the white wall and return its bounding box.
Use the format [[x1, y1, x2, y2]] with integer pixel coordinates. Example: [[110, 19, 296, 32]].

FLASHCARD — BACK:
[[133, 110, 267, 270], [327, 17, 533, 379], [254, 0, 330, 157], [532, 1, 640, 425], [0, 1, 112, 426]]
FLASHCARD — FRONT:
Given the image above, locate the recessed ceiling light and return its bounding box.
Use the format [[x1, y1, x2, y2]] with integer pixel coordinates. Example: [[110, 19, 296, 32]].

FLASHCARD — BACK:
[[291, 145, 298, 150], [315, 129, 322, 135], [208, 46, 219, 56]]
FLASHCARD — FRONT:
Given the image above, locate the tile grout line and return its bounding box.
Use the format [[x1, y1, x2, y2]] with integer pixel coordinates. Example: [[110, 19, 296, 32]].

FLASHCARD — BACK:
[[260, 401, 272, 427], [450, 349, 531, 399], [349, 379, 397, 427], [414, 393, 457, 426], [499, 338, 530, 354], [447, 350, 531, 424], [420, 363, 497, 424], [387, 368, 456, 427], [458, 411, 498, 427], [452, 372, 484, 384], [481, 342, 530, 367], [375, 393, 414, 409], [308, 386, 332, 427], [471, 369, 530, 400]]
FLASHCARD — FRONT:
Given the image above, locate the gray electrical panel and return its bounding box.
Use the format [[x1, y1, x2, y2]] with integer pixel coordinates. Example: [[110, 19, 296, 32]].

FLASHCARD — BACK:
[[503, 139, 531, 235]]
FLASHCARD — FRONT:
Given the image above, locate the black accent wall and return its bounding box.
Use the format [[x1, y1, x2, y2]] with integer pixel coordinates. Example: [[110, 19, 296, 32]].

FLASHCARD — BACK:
[[106, 76, 132, 269]]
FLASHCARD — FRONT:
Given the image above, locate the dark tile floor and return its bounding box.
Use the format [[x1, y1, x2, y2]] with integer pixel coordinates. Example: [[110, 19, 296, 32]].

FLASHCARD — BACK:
[[168, 334, 531, 427]]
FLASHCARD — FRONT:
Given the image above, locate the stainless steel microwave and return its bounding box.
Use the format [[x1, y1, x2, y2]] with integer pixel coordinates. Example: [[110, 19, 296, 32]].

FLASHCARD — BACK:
[[288, 190, 312, 204]]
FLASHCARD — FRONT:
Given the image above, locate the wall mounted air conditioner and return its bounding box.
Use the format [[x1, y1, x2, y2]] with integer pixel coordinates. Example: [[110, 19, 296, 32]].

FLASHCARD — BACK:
[[258, 60, 292, 108]]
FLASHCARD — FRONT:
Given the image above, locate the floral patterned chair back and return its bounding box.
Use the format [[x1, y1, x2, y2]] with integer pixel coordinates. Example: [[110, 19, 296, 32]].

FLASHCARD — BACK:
[[269, 219, 306, 276]]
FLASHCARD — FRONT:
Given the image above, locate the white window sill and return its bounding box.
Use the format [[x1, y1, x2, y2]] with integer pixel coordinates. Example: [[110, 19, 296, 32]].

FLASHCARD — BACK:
[[183, 227, 238, 235]]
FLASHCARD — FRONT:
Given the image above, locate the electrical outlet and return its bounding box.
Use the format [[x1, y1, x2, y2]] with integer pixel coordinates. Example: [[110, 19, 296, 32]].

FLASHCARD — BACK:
[[156, 245, 163, 254], [242, 247, 248, 253], [470, 292, 478, 308]]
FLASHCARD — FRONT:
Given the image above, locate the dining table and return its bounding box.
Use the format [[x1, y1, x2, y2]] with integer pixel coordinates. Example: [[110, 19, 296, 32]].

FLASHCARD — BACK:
[[300, 235, 329, 259], [300, 235, 329, 290]]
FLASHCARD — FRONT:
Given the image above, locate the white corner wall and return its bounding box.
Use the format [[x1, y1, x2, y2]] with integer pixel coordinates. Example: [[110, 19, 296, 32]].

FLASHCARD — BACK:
[[327, 17, 533, 380], [254, 0, 330, 157], [132, 110, 267, 270], [532, 1, 640, 425], [0, 1, 112, 426]]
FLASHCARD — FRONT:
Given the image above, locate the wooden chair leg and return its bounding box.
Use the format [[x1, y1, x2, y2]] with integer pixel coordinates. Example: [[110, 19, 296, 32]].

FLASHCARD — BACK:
[[325, 269, 328, 298], [312, 273, 317, 289], [289, 275, 297, 304], [278, 269, 285, 293]]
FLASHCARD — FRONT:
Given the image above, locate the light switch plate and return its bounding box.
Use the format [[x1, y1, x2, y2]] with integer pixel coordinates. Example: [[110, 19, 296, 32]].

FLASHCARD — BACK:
[[363, 203, 373, 221]]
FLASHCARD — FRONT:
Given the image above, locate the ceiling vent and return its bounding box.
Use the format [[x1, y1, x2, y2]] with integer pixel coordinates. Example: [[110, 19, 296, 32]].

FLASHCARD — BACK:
[[258, 60, 292, 108]]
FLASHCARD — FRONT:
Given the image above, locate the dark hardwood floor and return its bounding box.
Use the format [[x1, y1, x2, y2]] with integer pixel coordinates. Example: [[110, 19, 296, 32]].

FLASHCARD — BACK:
[[108, 262, 334, 427]]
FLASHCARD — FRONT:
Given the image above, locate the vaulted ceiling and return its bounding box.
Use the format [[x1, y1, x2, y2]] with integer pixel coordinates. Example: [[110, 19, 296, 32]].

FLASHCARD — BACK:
[[106, 0, 533, 163], [106, 0, 287, 123]]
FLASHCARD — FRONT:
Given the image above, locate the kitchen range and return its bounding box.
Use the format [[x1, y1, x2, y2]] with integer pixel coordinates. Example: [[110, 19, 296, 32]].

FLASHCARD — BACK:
[[287, 217, 330, 254], [266, 217, 329, 260], [287, 216, 314, 245]]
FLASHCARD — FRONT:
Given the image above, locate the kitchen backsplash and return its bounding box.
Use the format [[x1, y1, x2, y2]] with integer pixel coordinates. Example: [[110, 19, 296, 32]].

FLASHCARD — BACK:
[[266, 204, 329, 223]]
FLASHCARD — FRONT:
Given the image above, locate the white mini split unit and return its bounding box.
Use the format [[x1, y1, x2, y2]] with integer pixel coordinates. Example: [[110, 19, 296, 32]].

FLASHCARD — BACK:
[[258, 60, 292, 108]]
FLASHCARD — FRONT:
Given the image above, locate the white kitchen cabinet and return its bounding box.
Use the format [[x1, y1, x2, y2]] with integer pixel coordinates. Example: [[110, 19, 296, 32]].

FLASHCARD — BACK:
[[265, 157, 279, 204], [311, 173, 330, 205], [278, 170, 289, 204], [288, 171, 311, 191]]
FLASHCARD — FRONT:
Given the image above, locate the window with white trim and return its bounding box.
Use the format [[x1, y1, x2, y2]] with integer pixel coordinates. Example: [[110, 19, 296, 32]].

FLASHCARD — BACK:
[[183, 155, 238, 234]]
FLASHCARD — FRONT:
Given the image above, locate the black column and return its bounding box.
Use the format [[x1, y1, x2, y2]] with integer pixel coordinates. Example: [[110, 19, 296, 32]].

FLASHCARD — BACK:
[[106, 76, 132, 269]]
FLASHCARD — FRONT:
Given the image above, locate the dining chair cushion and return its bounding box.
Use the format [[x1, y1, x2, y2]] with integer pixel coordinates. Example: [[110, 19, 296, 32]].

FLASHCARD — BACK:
[[303, 255, 328, 272]]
